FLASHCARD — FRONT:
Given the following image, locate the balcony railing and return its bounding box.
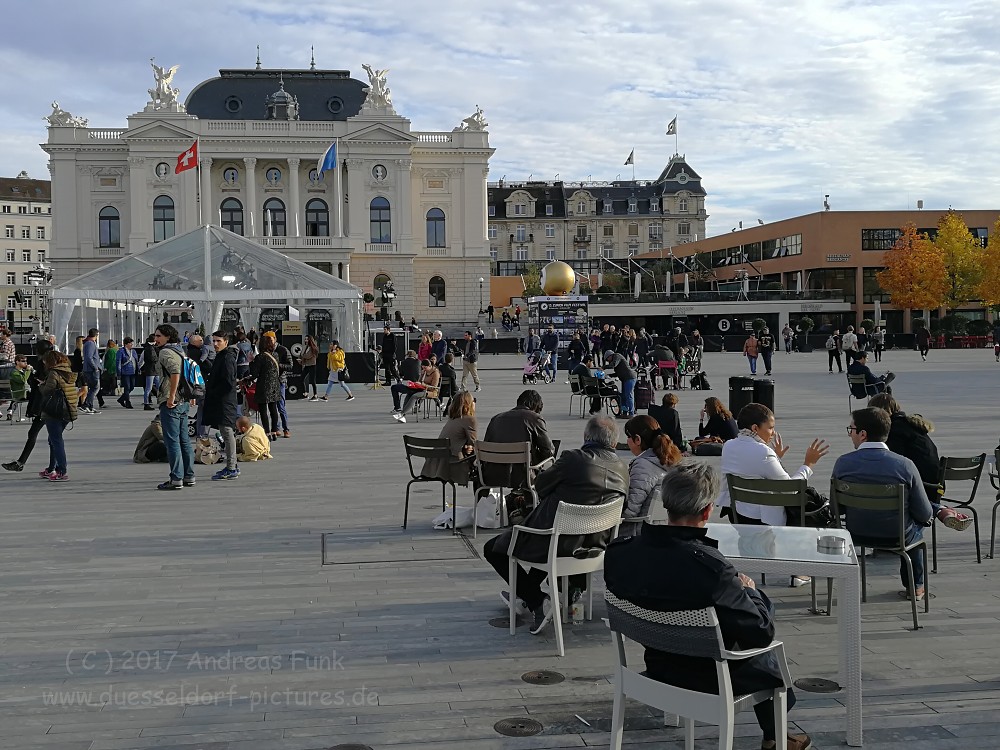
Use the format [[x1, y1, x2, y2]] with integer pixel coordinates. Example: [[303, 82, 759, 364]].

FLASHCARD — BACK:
[[365, 242, 397, 253], [97, 247, 123, 257], [588, 289, 846, 304], [574, 235, 592, 244]]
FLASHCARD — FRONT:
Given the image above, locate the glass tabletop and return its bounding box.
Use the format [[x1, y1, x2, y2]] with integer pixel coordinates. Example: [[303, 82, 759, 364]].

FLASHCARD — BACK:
[[706, 523, 857, 566]]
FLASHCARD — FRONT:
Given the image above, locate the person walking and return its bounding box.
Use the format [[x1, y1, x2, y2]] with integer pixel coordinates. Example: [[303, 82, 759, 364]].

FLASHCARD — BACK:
[[153, 324, 196, 491], [321, 341, 355, 401], [825, 328, 844, 373], [743, 332, 759, 375], [37, 350, 78, 482], [204, 331, 240, 480], [102, 339, 119, 401], [872, 326, 886, 363], [758, 327, 775, 376], [782, 323, 794, 353], [247, 334, 282, 441], [1, 350, 49, 472], [81, 328, 102, 413], [141, 333, 159, 410], [460, 330, 481, 392], [115, 337, 140, 408], [841, 325, 859, 364], [916, 323, 931, 360], [299, 335, 319, 400]]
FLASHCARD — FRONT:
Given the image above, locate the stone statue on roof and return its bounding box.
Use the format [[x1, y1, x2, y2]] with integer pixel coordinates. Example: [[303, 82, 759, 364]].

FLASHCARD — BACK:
[[148, 59, 182, 110], [455, 105, 488, 132], [361, 63, 395, 112], [44, 101, 88, 127]]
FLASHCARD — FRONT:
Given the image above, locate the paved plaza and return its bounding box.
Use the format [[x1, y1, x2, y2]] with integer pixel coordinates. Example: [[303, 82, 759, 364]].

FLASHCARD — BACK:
[[0, 347, 998, 749]]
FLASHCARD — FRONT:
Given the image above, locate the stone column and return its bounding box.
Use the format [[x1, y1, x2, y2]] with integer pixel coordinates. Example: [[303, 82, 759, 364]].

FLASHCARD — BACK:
[[345, 158, 365, 240], [243, 157, 258, 237], [200, 156, 213, 226], [127, 156, 147, 252], [287, 158, 301, 237], [396, 158, 413, 247]]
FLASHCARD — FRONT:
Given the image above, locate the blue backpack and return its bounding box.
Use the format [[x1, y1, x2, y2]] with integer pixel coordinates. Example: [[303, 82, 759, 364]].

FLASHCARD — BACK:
[[173, 349, 206, 399]]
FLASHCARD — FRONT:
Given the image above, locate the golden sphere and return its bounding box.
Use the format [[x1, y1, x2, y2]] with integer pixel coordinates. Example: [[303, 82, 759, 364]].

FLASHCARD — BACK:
[[540, 261, 576, 296]]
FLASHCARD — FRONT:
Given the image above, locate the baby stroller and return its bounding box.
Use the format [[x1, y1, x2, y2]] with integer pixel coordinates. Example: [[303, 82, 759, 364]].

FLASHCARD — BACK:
[[522, 350, 553, 384]]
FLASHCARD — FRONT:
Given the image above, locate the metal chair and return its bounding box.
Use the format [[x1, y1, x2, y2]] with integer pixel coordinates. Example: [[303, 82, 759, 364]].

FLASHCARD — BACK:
[[726, 476, 833, 616], [846, 373, 879, 412], [931, 453, 986, 571], [508, 498, 625, 656], [400, 436, 460, 530], [988, 451, 1000, 559], [829, 479, 928, 630], [581, 374, 620, 416], [567, 373, 586, 417], [607, 591, 794, 750], [470, 441, 555, 540]]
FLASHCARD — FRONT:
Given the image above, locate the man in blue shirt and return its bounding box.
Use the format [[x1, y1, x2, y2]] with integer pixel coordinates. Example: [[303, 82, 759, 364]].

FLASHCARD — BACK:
[[832, 406, 932, 600]]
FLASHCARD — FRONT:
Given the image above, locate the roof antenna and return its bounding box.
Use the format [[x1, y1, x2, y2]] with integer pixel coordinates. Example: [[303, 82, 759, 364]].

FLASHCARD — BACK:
[[279, 71, 285, 90], [255, 45, 261, 70], [310, 45, 316, 70]]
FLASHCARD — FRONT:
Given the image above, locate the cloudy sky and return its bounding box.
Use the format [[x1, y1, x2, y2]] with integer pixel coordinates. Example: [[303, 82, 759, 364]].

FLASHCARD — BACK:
[[2, 0, 999, 236]]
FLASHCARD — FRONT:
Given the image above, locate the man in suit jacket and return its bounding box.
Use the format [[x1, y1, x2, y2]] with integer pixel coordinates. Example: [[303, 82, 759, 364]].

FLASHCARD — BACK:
[[832, 406, 933, 599], [604, 462, 811, 750], [485, 414, 627, 634]]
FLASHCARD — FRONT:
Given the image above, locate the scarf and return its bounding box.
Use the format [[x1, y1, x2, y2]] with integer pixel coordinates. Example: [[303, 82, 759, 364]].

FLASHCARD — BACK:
[[739, 427, 766, 444]]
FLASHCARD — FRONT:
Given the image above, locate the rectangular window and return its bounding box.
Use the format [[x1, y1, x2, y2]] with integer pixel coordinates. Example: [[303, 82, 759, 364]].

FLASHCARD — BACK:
[[545, 204, 553, 216], [578, 201, 586, 214], [4, 250, 12, 263], [488, 226, 497, 239], [544, 223, 555, 238], [36, 227, 44, 239], [603, 224, 614, 237], [772, 233, 802, 257], [861, 228, 901, 251], [650, 198, 659, 212], [5, 272, 14, 284], [17, 206, 27, 214], [649, 224, 661, 239], [628, 242, 639, 256], [576, 248, 588, 259], [649, 241, 662, 251], [515, 225, 527, 242], [546, 246, 556, 261], [488, 205, 496, 217], [576, 225, 588, 239], [6, 296, 16, 310], [628, 199, 637, 213], [37, 249, 45, 262], [515, 246, 528, 261], [21, 250, 30, 263], [1, 206, 8, 213], [678, 198, 688, 212], [34, 207, 43, 214], [678, 222, 691, 236], [514, 204, 526, 216], [4, 226, 12, 238], [600, 245, 613, 259], [490, 245, 498, 261], [21, 227, 30, 239], [628, 222, 639, 237]]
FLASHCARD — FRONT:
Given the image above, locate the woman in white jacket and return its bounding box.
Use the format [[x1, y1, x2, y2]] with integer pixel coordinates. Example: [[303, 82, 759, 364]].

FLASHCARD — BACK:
[[620, 415, 683, 537]]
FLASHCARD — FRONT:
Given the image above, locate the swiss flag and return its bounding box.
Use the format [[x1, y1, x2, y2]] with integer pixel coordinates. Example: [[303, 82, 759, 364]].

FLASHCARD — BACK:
[[175, 140, 198, 174]]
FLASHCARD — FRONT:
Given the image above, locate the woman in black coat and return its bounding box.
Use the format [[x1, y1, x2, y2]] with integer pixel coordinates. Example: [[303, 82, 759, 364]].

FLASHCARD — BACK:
[[246, 335, 281, 440], [203, 337, 239, 477]]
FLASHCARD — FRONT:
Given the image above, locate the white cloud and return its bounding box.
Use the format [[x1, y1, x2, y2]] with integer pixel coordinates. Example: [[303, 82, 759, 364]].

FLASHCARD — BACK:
[[2, 0, 999, 235]]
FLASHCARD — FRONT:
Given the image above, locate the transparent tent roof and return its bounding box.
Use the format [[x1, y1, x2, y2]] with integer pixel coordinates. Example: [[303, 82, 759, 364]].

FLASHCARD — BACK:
[[51, 225, 361, 302]]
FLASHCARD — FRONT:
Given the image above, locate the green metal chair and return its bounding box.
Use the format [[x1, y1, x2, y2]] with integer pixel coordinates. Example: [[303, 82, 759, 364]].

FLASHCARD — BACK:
[[931, 453, 986, 572]]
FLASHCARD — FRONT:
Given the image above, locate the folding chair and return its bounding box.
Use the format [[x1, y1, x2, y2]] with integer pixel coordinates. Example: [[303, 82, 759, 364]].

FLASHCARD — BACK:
[[470, 440, 555, 539], [931, 453, 986, 571], [607, 592, 795, 750], [508, 498, 625, 656], [846, 373, 879, 412], [830, 478, 928, 630], [400, 436, 460, 530], [726, 476, 833, 616], [657, 360, 679, 390]]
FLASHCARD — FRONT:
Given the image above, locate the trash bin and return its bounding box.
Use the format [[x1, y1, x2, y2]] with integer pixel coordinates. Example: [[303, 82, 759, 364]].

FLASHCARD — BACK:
[[728, 376, 755, 417], [753, 378, 775, 413]]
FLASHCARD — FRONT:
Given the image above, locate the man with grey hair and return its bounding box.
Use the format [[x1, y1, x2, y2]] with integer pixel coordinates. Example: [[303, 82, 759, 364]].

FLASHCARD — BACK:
[[604, 462, 812, 750], [485, 414, 627, 635]]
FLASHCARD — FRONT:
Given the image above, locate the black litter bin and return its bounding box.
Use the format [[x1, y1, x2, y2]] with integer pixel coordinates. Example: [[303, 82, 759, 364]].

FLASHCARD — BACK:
[[728, 376, 755, 417], [753, 378, 775, 413]]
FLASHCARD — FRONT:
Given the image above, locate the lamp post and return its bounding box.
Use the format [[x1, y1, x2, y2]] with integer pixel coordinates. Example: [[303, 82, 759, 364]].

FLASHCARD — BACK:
[[478, 277, 485, 314], [25, 262, 52, 336]]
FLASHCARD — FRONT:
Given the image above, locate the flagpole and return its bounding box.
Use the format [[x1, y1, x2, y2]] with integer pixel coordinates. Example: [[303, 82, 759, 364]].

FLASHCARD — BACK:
[[336, 138, 343, 239], [195, 138, 202, 227], [674, 120, 678, 156], [631, 146, 635, 182]]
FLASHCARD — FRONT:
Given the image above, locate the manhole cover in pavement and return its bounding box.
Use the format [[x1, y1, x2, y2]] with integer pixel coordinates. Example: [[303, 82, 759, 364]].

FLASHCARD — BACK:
[[494, 718, 543, 737], [326, 745, 375, 750], [521, 669, 565, 685], [794, 677, 842, 693], [489, 616, 526, 628]]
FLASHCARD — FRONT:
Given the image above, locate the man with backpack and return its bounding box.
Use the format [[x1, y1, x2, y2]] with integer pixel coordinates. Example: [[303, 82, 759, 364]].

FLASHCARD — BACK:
[[153, 324, 197, 491], [826, 329, 844, 373]]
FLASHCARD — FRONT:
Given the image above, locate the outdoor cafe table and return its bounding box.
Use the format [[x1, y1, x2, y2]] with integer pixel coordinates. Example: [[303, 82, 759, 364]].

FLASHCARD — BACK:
[[706, 523, 862, 747]]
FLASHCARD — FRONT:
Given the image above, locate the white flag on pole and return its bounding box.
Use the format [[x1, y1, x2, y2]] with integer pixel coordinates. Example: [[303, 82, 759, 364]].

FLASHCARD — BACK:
[[666, 116, 677, 136]]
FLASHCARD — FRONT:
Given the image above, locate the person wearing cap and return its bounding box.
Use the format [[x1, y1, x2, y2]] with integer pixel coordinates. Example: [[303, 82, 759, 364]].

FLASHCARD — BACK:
[[621, 414, 683, 537]]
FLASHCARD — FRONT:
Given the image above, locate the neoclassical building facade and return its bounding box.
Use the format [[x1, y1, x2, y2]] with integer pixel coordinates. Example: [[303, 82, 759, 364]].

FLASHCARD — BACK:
[[42, 62, 494, 330]]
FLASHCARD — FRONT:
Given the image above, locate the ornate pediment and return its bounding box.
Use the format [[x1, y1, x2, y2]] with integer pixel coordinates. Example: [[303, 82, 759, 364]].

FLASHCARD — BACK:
[[123, 121, 196, 142], [345, 123, 415, 144]]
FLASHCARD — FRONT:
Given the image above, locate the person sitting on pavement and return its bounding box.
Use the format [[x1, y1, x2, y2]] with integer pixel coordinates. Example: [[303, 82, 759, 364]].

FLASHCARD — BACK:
[[868, 393, 973, 532], [621, 414, 682, 536], [485, 414, 628, 634], [604, 462, 814, 750], [133, 417, 167, 463], [483, 389, 555, 489], [235, 415, 271, 462], [847, 350, 894, 398], [690, 397, 738, 453], [657, 393, 685, 453], [832, 407, 933, 601]]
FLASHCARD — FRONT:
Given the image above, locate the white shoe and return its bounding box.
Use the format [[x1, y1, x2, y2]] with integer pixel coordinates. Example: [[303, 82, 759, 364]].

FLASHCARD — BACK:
[[500, 591, 529, 617], [397, 415, 407, 423]]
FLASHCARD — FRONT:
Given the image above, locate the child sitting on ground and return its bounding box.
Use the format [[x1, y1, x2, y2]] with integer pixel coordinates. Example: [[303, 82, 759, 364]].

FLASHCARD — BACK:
[[236, 416, 271, 461]]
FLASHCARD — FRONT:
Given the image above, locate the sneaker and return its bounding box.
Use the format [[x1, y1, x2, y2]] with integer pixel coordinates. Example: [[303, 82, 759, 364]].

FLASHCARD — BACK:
[[144, 404, 156, 411], [391, 411, 404, 422], [224, 467, 240, 480], [156, 481, 183, 491], [475, 386, 482, 392], [939, 508, 973, 531], [500, 591, 529, 618], [77, 407, 91, 414], [4, 413, 11, 421], [396, 414, 407, 423], [212, 468, 236, 481], [90, 408, 102, 415], [38, 469, 55, 479], [48, 472, 69, 482], [320, 396, 328, 401], [283, 430, 291, 438], [898, 588, 925, 601], [2, 460, 24, 472], [124, 402, 134, 409], [530, 598, 553, 635], [183, 478, 196, 487], [346, 394, 355, 401]]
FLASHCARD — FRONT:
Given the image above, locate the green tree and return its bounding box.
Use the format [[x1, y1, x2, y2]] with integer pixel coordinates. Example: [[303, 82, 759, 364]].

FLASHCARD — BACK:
[[522, 263, 543, 297], [933, 211, 984, 310], [876, 223, 947, 310]]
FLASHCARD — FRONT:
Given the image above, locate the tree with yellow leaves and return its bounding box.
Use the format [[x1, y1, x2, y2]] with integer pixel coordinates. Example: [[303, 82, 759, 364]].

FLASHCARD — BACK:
[[876, 223, 947, 310], [933, 211, 984, 310], [975, 217, 1000, 308]]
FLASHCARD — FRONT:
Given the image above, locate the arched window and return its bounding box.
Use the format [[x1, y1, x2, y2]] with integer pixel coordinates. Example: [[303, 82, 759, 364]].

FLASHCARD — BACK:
[[152, 195, 175, 242], [263, 198, 286, 237], [98, 206, 120, 248], [370, 197, 391, 243], [428, 275, 446, 307], [220, 198, 244, 235], [305, 198, 329, 237], [374, 273, 391, 292], [426, 208, 446, 248]]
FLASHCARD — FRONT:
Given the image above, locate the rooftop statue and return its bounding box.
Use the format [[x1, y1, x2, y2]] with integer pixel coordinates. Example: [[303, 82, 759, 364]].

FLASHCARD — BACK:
[[456, 105, 488, 132], [148, 59, 182, 109], [44, 101, 88, 127], [361, 63, 395, 112]]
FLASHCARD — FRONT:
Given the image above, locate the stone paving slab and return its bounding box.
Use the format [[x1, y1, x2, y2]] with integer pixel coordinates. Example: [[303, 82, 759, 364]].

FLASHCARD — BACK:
[[0, 349, 998, 748]]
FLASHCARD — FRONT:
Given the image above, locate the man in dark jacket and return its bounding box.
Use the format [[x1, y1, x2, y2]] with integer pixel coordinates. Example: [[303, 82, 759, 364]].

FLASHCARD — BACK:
[[381, 324, 398, 384], [539, 325, 560, 379], [572, 355, 619, 415], [604, 350, 637, 418], [847, 351, 894, 398], [269, 333, 294, 438], [485, 414, 627, 634], [204, 331, 239, 480], [141, 334, 159, 410], [460, 331, 480, 392], [604, 462, 811, 750], [483, 389, 555, 489]]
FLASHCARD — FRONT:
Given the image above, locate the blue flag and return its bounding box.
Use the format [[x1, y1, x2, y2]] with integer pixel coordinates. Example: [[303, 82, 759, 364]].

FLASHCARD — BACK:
[[318, 142, 337, 176]]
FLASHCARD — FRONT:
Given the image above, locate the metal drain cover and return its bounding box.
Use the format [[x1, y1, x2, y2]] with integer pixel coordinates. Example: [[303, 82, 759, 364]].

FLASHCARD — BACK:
[[326, 745, 375, 750], [489, 616, 525, 628], [521, 669, 565, 685], [494, 717, 543, 737], [794, 677, 842, 693]]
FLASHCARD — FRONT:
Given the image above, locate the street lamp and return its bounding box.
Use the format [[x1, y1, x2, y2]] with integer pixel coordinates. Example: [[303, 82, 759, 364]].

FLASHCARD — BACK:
[[478, 277, 485, 314], [25, 263, 52, 335]]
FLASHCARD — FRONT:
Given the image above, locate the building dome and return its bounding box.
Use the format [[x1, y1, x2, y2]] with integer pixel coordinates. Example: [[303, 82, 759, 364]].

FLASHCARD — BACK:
[[265, 79, 299, 120]]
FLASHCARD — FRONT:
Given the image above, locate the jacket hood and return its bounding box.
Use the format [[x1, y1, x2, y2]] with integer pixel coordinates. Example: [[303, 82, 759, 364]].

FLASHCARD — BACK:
[[632, 448, 665, 469], [50, 361, 74, 378], [897, 411, 934, 434]]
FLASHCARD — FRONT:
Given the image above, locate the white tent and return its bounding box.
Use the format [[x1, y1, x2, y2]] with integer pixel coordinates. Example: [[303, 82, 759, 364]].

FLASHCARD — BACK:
[[50, 225, 363, 351]]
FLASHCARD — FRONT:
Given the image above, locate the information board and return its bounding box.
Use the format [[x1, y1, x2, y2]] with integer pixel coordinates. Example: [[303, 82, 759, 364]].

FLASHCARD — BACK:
[[527, 295, 589, 362]]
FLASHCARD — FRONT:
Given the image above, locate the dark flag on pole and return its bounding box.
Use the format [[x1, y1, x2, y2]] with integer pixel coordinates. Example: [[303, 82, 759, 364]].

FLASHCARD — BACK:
[[624, 149, 634, 166]]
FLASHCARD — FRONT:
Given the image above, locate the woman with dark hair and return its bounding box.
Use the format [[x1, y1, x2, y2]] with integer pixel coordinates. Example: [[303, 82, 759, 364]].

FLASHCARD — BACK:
[[246, 334, 281, 440], [38, 350, 77, 481], [622, 414, 683, 535], [299, 335, 320, 400], [696, 397, 738, 442]]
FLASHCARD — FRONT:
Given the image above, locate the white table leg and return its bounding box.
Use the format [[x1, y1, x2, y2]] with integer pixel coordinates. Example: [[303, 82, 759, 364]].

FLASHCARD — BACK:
[[841, 567, 863, 746]]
